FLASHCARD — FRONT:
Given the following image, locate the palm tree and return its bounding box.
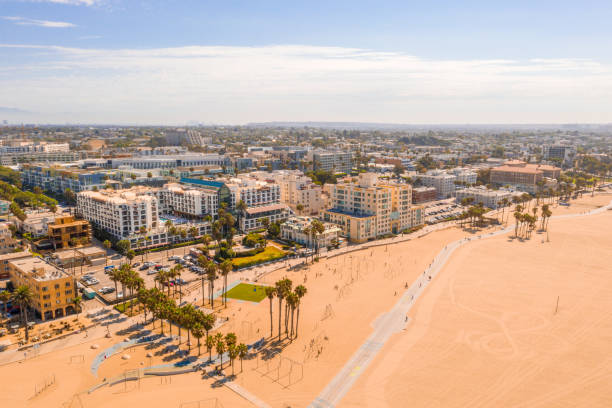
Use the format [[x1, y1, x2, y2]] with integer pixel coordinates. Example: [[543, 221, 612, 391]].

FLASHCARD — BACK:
[[228, 344, 238, 376], [275, 280, 285, 340], [205, 261, 217, 307], [215, 334, 226, 369], [286, 292, 298, 339], [236, 199, 247, 231], [294, 285, 307, 338], [103, 239, 112, 266], [126, 249, 135, 265], [265, 286, 276, 337], [192, 322, 204, 355], [108, 268, 121, 301], [12, 285, 33, 342], [237, 343, 248, 373], [205, 335, 215, 362], [71, 296, 82, 320], [219, 259, 233, 307], [164, 220, 174, 258], [0, 290, 10, 318]]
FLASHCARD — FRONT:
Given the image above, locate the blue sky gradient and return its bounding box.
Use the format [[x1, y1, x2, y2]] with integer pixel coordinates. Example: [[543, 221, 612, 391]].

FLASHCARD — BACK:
[[1, 0, 612, 124]]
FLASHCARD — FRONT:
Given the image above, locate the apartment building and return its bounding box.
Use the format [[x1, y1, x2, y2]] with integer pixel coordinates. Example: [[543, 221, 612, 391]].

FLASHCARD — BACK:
[[281, 216, 341, 248], [412, 187, 438, 204], [77, 187, 159, 239], [77, 185, 213, 248], [21, 164, 110, 195], [323, 173, 422, 242], [228, 178, 281, 208], [248, 170, 326, 215], [451, 168, 478, 185], [0, 223, 20, 255], [9, 257, 77, 321], [0, 251, 30, 279], [417, 170, 457, 198], [310, 150, 353, 174], [542, 145, 576, 165], [490, 160, 561, 193], [48, 215, 91, 250], [157, 183, 221, 219]]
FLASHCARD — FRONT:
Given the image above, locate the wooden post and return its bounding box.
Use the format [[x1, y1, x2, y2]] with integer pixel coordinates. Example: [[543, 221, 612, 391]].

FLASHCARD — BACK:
[[555, 296, 559, 314]]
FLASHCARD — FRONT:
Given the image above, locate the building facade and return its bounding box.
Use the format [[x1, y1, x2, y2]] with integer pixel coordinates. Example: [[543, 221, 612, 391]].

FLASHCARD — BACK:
[[311, 150, 353, 174], [280, 216, 341, 248], [412, 187, 438, 204], [417, 171, 457, 198], [48, 215, 92, 250], [490, 161, 561, 193], [9, 257, 77, 321], [323, 173, 422, 242]]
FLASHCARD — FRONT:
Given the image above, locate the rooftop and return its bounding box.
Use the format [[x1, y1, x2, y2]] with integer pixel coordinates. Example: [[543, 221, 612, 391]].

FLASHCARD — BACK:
[[10, 257, 68, 282]]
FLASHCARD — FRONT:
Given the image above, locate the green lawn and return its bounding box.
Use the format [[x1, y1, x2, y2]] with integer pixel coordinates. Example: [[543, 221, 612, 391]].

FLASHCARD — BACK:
[[231, 245, 287, 269], [224, 283, 269, 303]]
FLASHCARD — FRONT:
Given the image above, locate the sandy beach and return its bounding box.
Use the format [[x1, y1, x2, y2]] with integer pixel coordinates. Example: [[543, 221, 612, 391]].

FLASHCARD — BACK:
[[1, 192, 610, 408]]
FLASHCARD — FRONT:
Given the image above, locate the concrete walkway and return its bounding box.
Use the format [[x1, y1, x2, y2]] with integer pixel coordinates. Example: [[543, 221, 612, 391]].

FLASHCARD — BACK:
[[309, 197, 612, 408]]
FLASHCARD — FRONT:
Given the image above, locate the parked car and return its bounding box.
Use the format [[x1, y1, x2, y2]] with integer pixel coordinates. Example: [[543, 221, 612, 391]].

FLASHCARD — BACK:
[[147, 269, 158, 275], [139, 265, 149, 271], [132, 262, 141, 268]]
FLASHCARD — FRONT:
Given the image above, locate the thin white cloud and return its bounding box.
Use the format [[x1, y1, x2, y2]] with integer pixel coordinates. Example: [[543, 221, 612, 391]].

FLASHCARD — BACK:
[[2, 16, 76, 28], [78, 35, 102, 40], [22, 0, 103, 6], [0, 44, 611, 124]]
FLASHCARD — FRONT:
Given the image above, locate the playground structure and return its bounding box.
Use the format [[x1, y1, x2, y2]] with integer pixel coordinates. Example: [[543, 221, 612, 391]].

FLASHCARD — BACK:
[[254, 350, 304, 388], [33, 373, 56, 397], [179, 397, 224, 408], [69, 354, 85, 364]]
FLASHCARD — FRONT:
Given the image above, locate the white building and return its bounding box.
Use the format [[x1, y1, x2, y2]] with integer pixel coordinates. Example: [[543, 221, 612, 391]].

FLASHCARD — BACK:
[[77, 186, 212, 248], [417, 170, 457, 198], [77, 188, 160, 239], [281, 216, 341, 249], [455, 187, 514, 209], [451, 168, 478, 185], [16, 211, 57, 237]]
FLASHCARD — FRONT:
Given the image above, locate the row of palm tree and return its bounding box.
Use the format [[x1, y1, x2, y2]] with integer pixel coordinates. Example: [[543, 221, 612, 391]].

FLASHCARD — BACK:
[[264, 278, 308, 342], [136, 288, 248, 375], [196, 255, 233, 308], [513, 204, 552, 238], [108, 264, 144, 314], [153, 264, 185, 302]]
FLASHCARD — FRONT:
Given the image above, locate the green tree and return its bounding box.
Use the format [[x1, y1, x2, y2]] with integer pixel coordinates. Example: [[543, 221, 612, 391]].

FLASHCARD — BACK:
[[102, 239, 112, 266], [265, 286, 277, 337], [71, 296, 82, 320], [12, 285, 34, 342]]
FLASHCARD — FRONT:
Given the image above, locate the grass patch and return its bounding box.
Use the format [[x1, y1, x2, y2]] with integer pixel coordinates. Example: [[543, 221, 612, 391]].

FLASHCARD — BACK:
[[114, 299, 139, 314], [231, 245, 287, 269], [224, 283, 268, 303]]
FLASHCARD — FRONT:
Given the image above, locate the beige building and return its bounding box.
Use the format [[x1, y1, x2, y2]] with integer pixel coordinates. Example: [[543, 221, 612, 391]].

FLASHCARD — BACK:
[[323, 173, 423, 243], [248, 170, 327, 215], [0, 251, 31, 279], [9, 257, 77, 321], [0, 223, 20, 254]]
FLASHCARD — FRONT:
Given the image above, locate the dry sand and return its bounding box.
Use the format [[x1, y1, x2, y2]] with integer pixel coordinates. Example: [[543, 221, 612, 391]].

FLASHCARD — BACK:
[[1, 192, 610, 408], [341, 197, 612, 407]]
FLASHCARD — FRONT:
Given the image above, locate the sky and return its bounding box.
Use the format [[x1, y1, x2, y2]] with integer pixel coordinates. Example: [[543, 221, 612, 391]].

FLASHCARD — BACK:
[[1, 0, 612, 125]]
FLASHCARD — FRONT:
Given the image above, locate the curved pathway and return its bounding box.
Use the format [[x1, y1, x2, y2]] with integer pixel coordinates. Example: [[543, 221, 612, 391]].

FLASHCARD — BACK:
[[309, 198, 612, 408]]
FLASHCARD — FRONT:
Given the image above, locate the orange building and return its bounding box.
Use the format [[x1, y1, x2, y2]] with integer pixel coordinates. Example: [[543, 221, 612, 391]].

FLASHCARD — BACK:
[[48, 215, 91, 250]]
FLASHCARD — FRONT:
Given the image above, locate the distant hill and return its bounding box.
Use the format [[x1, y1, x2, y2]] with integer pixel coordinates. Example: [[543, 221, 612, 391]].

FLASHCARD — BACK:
[[398, 135, 451, 146]]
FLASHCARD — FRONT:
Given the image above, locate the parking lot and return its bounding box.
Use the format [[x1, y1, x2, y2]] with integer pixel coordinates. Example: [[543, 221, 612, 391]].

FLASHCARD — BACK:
[[424, 200, 464, 224]]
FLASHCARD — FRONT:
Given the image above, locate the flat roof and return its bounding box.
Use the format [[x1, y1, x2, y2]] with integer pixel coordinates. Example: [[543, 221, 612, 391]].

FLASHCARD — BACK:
[[245, 203, 288, 214]]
